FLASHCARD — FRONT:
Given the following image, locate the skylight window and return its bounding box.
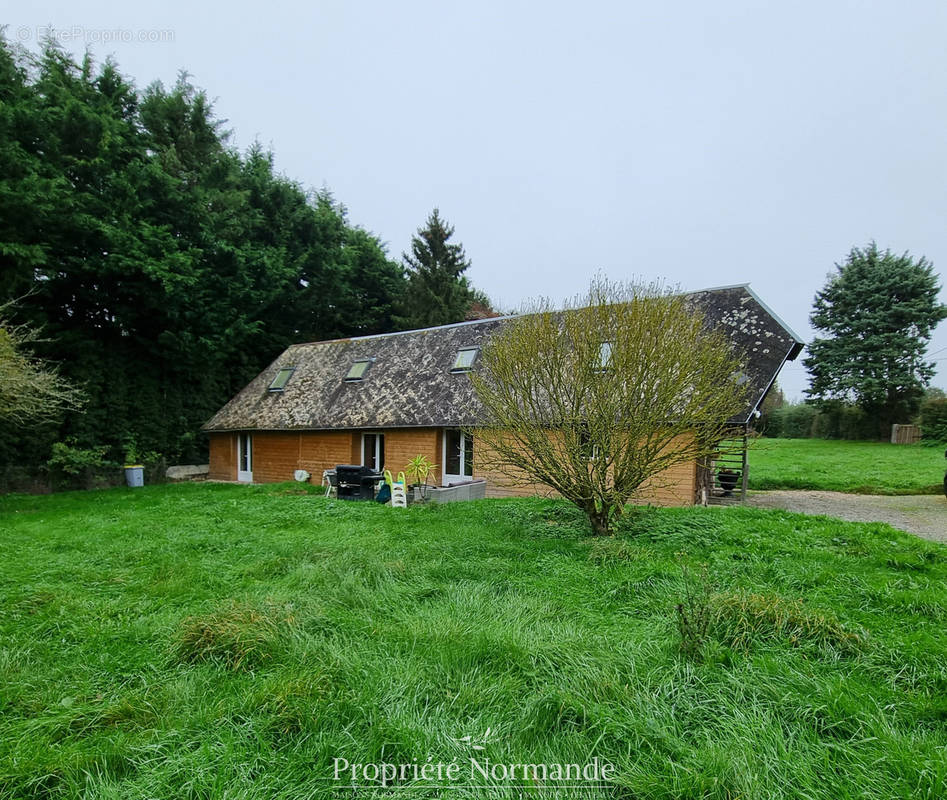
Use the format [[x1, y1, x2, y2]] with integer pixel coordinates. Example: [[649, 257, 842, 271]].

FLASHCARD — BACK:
[[451, 348, 479, 372], [598, 341, 613, 370], [268, 367, 295, 391], [345, 359, 372, 381]]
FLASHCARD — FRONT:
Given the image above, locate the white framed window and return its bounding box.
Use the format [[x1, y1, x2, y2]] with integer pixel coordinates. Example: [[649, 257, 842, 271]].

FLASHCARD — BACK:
[[443, 429, 474, 483], [346, 359, 373, 381], [598, 341, 613, 371], [361, 432, 385, 472], [451, 348, 479, 372], [269, 366, 295, 391]]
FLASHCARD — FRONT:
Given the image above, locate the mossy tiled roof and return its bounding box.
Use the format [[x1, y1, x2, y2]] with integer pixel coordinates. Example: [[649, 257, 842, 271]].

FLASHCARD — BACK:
[[203, 284, 803, 432]]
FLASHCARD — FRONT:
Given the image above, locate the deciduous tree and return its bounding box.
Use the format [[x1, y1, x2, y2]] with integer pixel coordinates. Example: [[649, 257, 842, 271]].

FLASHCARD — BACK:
[[471, 280, 749, 534], [0, 310, 83, 425]]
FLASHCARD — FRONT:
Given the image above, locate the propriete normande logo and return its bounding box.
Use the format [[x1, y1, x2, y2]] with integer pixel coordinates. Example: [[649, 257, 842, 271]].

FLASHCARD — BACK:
[[330, 727, 615, 794]]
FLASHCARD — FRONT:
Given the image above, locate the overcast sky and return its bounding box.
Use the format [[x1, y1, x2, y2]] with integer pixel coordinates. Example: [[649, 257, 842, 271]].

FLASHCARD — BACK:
[[11, 1, 947, 399]]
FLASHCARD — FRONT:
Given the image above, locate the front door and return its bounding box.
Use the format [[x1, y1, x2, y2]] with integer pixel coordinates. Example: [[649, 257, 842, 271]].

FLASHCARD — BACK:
[[237, 433, 253, 482], [443, 429, 473, 484]]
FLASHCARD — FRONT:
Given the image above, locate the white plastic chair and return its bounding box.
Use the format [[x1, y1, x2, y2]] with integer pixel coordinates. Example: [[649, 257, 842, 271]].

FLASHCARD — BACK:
[[322, 469, 337, 498]]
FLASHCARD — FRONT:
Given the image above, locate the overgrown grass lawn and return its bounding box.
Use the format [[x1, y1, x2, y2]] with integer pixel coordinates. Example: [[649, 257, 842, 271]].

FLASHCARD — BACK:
[[2, 483, 946, 798], [749, 437, 945, 494]]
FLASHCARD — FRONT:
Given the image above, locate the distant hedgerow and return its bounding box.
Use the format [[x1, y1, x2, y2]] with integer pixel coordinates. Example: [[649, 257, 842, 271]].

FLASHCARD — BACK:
[[918, 396, 947, 443]]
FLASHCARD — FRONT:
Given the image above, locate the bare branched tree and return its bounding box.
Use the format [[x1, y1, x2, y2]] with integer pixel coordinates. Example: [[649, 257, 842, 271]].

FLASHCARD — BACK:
[[470, 279, 749, 534], [0, 307, 84, 426]]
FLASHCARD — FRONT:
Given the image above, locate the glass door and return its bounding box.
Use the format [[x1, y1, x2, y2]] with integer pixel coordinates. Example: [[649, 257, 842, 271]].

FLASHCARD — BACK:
[[443, 429, 473, 484], [361, 432, 385, 472], [237, 433, 253, 482]]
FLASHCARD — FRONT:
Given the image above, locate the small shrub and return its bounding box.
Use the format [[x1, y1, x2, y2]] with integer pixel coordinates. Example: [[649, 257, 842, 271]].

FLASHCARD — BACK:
[[711, 592, 864, 653], [47, 440, 109, 474], [47, 440, 116, 490], [122, 435, 142, 465], [674, 554, 714, 658], [405, 454, 437, 499], [143, 453, 168, 485], [174, 601, 294, 670]]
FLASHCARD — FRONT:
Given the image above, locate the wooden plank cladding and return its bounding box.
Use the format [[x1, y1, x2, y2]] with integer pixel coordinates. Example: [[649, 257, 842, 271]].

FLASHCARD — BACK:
[[207, 428, 697, 507]]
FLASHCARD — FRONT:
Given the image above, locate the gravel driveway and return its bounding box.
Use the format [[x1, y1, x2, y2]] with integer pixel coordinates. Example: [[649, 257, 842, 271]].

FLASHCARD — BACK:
[[745, 490, 947, 543]]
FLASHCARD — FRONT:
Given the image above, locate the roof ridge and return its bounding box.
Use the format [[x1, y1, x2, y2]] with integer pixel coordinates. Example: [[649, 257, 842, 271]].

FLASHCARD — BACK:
[[287, 284, 758, 349], [287, 313, 516, 348], [690, 281, 751, 293]]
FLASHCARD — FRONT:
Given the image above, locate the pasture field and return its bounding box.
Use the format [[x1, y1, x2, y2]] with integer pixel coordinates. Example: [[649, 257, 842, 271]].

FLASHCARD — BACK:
[[748, 437, 944, 494], [1, 483, 946, 799]]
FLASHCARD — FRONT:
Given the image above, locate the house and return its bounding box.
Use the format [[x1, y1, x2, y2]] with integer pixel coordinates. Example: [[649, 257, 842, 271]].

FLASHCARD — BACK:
[[203, 284, 803, 505]]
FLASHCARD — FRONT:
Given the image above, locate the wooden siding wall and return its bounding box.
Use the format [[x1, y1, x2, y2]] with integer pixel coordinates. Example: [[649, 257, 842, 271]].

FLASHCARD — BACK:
[[299, 432, 354, 479], [475, 434, 697, 507], [207, 430, 445, 486], [208, 435, 236, 481], [476, 461, 695, 507], [206, 429, 696, 507], [383, 429, 442, 485], [251, 433, 302, 483]]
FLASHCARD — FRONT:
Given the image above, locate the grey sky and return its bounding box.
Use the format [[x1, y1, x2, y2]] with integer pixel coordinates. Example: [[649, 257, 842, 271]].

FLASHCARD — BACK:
[[11, 1, 947, 400]]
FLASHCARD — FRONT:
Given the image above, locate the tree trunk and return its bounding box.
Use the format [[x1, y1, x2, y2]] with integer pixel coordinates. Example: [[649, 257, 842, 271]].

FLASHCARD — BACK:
[[584, 503, 613, 535]]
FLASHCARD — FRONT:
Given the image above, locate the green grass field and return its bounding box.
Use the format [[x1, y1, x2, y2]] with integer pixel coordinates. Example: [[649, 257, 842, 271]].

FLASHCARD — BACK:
[[2, 483, 946, 799], [748, 438, 945, 494]]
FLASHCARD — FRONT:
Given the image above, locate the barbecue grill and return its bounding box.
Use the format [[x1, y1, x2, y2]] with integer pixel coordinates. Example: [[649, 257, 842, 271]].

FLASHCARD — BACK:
[[335, 464, 383, 501]]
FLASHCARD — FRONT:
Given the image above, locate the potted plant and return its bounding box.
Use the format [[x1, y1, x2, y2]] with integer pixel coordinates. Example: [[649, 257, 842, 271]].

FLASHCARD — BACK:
[[405, 454, 436, 502], [717, 468, 740, 496], [123, 437, 145, 488]]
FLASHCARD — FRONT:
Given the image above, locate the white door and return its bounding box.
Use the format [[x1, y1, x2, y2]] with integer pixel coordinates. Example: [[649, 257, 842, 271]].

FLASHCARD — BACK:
[[443, 429, 474, 484], [237, 433, 253, 482]]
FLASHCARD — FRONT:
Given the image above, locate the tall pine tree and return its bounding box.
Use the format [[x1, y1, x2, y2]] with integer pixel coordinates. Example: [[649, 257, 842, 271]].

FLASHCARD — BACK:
[[397, 209, 474, 329], [804, 242, 947, 438]]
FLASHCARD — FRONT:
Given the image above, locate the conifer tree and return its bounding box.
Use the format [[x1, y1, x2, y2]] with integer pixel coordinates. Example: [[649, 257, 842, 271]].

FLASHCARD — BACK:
[[0, 36, 404, 469], [398, 209, 474, 329], [804, 243, 947, 437]]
